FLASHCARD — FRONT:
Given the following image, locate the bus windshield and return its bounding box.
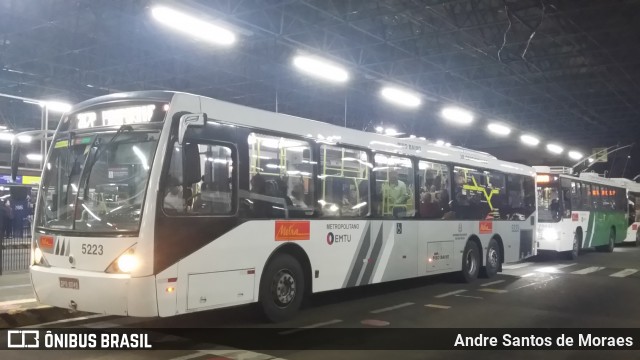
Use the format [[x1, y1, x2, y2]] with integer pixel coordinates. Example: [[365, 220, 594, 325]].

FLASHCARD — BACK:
[[537, 184, 562, 222], [37, 131, 160, 232]]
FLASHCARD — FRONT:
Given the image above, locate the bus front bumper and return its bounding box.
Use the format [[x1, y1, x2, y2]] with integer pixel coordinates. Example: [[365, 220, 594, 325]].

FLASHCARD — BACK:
[[30, 265, 158, 317]]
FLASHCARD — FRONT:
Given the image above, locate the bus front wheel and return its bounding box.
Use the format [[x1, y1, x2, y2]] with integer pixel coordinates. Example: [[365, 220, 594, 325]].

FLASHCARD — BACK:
[[460, 240, 480, 283], [259, 253, 305, 323]]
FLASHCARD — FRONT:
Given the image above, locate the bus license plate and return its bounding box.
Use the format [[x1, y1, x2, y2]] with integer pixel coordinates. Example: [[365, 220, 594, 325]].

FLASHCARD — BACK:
[[59, 277, 79, 290]]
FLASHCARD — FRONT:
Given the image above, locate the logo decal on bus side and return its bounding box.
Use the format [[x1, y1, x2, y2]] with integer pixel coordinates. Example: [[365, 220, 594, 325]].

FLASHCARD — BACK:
[[275, 221, 310, 241], [479, 221, 492, 234]]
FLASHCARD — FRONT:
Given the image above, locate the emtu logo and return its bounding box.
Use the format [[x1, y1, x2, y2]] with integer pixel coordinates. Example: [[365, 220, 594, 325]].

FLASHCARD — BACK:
[[327, 232, 335, 245]]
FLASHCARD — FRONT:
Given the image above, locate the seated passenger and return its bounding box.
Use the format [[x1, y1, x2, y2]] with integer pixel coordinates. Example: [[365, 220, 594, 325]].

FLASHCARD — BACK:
[[290, 184, 307, 208]]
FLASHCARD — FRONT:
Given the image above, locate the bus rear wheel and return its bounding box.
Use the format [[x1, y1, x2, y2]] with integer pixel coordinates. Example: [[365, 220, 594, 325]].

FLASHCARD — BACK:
[[460, 240, 480, 283], [636, 231, 640, 247], [481, 239, 500, 279], [259, 253, 304, 323]]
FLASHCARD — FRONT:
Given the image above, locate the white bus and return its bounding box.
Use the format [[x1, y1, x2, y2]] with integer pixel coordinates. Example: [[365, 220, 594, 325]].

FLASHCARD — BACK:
[[534, 166, 628, 259], [22, 91, 537, 322], [610, 177, 640, 246]]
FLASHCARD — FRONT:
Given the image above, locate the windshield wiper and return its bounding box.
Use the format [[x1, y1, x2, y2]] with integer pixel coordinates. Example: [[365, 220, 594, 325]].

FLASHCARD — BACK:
[[82, 125, 133, 200]]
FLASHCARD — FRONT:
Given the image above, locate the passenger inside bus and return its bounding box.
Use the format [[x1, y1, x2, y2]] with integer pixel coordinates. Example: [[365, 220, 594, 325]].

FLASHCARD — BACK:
[[164, 176, 184, 212]]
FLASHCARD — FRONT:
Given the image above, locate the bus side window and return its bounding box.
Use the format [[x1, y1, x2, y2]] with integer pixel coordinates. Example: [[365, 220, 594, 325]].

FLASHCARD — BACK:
[[163, 141, 235, 216], [318, 145, 370, 217], [247, 133, 314, 219], [372, 154, 415, 218]]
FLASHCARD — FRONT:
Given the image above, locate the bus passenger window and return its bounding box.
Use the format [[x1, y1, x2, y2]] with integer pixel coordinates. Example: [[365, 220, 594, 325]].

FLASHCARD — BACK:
[[318, 145, 370, 217], [247, 133, 314, 218], [373, 154, 414, 218], [163, 141, 235, 216], [417, 161, 450, 219]]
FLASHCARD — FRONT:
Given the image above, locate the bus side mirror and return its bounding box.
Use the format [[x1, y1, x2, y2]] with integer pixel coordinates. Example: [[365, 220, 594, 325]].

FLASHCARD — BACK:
[[178, 113, 207, 145], [10, 139, 21, 181]]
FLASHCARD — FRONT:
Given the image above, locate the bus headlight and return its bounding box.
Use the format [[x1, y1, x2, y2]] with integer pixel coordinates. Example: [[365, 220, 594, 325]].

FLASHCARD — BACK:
[[117, 253, 139, 273], [34, 248, 43, 263], [106, 246, 139, 274], [541, 228, 559, 241]]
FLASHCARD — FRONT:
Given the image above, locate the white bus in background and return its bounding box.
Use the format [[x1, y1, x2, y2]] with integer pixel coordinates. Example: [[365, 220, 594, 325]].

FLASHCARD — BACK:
[[610, 177, 640, 246], [22, 91, 537, 323], [534, 166, 628, 260]]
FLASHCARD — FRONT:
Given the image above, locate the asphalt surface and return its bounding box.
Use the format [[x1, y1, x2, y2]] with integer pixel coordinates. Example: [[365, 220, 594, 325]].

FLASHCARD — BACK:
[[2, 244, 640, 359]]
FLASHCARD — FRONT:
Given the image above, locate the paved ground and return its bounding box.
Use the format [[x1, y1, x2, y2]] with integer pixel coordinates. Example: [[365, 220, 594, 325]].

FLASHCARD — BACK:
[[1, 244, 640, 359]]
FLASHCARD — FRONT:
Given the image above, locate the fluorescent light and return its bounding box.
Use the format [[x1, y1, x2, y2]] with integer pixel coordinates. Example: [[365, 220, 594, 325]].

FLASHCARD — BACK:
[[546, 143, 563, 154], [588, 158, 594, 163], [520, 134, 540, 146], [292, 55, 349, 83], [151, 6, 236, 46], [487, 123, 511, 136], [26, 153, 42, 161], [17, 135, 32, 143], [441, 107, 473, 125], [568, 151, 583, 160], [40, 101, 72, 113], [380, 87, 421, 108], [0, 132, 13, 141]]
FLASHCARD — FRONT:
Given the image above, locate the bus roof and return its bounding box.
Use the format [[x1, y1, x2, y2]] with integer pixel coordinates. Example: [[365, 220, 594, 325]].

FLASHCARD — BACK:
[[609, 178, 640, 193], [533, 165, 627, 188], [67, 90, 537, 177]]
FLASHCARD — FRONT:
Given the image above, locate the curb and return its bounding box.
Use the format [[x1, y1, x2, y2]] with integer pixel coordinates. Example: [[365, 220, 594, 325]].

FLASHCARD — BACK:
[[0, 306, 92, 329]]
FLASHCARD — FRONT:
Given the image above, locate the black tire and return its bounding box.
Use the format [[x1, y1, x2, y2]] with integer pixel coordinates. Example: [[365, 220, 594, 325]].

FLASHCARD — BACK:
[[481, 239, 500, 278], [460, 240, 481, 283], [564, 233, 580, 260], [635, 231, 640, 247], [259, 253, 305, 323]]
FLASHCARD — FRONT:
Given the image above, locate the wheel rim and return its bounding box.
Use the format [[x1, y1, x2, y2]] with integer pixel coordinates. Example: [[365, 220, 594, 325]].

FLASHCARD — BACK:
[[272, 269, 296, 308], [488, 247, 498, 269], [466, 249, 477, 275]]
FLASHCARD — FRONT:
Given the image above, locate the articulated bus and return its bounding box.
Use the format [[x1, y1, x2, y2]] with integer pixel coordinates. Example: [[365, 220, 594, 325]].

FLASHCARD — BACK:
[[610, 177, 640, 246], [533, 166, 628, 259], [21, 91, 537, 322]]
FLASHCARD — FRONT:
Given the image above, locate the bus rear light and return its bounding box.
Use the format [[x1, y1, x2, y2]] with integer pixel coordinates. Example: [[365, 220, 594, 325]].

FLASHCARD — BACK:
[[166, 286, 175, 293]]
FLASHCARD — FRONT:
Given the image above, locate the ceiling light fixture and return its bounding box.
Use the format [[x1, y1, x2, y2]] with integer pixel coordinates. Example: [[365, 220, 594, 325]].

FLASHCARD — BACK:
[[151, 6, 236, 46], [292, 55, 349, 83]]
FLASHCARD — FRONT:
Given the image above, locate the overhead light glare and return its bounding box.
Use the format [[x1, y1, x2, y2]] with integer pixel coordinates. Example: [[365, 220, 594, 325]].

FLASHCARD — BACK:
[[292, 55, 349, 83], [380, 87, 421, 108], [375, 126, 384, 133], [568, 151, 583, 160], [520, 134, 540, 146], [151, 6, 236, 46], [546, 143, 564, 154], [17, 135, 32, 143], [441, 107, 473, 125], [436, 140, 445, 146], [384, 128, 399, 136], [26, 153, 42, 161], [487, 123, 511, 136], [40, 101, 72, 113], [0, 132, 13, 141]]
